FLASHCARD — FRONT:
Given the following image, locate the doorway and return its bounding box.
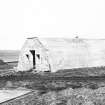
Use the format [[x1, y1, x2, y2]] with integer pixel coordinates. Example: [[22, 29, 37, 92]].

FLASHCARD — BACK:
[[30, 50, 36, 69]]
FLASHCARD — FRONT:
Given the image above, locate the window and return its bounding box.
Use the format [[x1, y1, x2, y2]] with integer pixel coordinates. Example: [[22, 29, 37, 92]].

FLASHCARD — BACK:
[[36, 54, 40, 59], [26, 54, 29, 60]]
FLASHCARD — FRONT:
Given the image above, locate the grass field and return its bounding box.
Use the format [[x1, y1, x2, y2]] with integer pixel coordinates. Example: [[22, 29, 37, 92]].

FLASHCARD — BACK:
[[1, 50, 105, 104], [0, 68, 105, 105]]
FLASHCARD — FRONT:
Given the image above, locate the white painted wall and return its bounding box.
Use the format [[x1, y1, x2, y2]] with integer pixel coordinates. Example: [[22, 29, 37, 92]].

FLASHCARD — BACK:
[[17, 38, 49, 71], [17, 38, 105, 72]]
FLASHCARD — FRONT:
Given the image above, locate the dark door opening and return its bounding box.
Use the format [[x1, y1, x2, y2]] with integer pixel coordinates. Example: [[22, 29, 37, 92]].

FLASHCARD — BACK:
[[30, 50, 36, 69]]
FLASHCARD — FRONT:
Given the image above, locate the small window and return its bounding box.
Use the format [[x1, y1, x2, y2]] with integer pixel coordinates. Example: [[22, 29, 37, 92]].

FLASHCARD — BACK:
[[26, 54, 29, 60], [36, 54, 40, 59]]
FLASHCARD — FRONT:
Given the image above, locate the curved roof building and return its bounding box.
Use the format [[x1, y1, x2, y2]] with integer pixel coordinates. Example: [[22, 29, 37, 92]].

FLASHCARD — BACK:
[[17, 37, 105, 72]]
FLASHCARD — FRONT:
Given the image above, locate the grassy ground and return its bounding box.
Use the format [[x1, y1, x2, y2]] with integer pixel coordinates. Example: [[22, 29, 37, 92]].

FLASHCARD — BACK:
[[0, 63, 105, 104], [2, 87, 105, 105], [0, 71, 105, 91]]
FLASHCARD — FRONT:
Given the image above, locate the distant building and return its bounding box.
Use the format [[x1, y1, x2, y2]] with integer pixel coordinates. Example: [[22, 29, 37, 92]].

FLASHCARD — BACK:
[[17, 37, 105, 72]]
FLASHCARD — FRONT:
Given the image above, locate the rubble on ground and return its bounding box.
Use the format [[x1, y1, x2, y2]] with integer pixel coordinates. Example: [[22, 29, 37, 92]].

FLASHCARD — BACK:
[[40, 87, 105, 105]]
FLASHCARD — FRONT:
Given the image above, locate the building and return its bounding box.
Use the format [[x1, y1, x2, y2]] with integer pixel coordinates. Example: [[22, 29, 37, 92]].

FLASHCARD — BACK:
[[17, 37, 105, 72]]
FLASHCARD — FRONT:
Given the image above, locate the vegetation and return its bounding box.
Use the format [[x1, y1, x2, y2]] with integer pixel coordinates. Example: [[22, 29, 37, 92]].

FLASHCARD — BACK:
[[2, 87, 105, 105], [0, 56, 105, 104]]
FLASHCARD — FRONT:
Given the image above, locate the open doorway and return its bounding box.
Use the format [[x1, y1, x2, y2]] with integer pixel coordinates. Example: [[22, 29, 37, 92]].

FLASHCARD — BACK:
[[30, 50, 36, 69]]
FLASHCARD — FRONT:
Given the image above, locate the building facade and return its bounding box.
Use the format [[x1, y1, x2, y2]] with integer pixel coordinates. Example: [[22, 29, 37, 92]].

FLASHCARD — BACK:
[[17, 37, 105, 72]]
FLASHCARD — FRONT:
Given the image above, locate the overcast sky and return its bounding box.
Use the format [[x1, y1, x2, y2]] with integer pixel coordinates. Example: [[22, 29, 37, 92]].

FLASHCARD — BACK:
[[0, 0, 105, 50]]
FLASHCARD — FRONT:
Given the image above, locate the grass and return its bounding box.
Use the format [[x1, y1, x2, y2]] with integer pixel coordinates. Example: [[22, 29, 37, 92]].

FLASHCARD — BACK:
[[1, 50, 105, 104], [1, 63, 105, 104], [2, 87, 105, 105]]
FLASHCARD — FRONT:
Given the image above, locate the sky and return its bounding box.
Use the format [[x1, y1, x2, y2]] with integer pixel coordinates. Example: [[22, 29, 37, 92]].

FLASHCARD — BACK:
[[0, 0, 105, 50]]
